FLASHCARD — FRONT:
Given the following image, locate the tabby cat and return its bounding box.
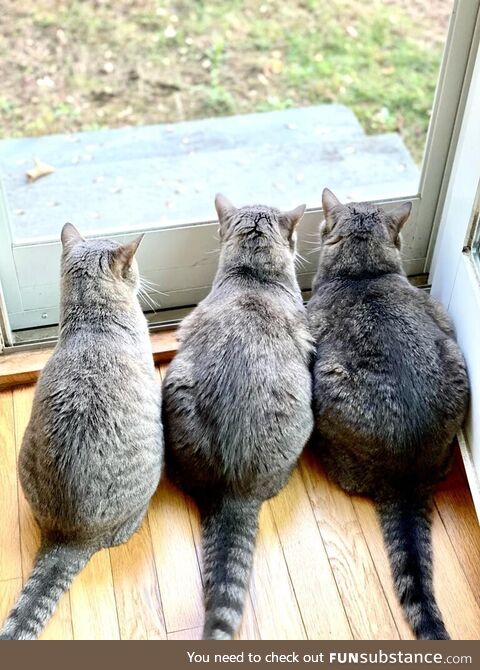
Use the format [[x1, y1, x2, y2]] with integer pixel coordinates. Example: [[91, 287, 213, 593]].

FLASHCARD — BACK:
[[162, 195, 313, 639], [308, 189, 469, 640], [0, 224, 163, 640]]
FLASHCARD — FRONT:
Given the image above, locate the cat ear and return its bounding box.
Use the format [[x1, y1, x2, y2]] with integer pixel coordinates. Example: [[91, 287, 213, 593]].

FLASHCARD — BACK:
[[215, 193, 236, 222], [113, 235, 144, 270], [389, 202, 412, 233], [215, 193, 237, 239], [322, 188, 342, 218], [321, 188, 343, 233], [281, 204, 306, 238], [61, 222, 83, 249]]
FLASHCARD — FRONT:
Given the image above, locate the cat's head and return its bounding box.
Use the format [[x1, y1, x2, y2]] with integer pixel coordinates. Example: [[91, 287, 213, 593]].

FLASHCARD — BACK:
[[214, 193, 305, 269], [316, 188, 412, 278], [60, 223, 143, 303]]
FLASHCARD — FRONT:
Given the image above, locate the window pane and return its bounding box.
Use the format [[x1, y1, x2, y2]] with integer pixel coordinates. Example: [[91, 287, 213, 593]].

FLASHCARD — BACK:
[[0, 0, 453, 242]]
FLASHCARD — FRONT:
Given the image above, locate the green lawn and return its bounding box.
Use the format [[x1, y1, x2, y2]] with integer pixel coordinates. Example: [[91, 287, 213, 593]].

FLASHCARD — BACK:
[[0, 1, 451, 163]]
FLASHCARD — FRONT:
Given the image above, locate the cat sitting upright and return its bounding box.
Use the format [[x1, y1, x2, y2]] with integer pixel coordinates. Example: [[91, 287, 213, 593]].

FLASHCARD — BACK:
[[162, 195, 314, 640], [308, 189, 469, 640], [0, 224, 163, 640]]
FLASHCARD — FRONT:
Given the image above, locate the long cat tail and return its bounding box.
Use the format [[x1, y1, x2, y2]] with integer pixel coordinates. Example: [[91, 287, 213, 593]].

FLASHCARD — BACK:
[[0, 541, 94, 640], [201, 496, 260, 640], [377, 489, 449, 639]]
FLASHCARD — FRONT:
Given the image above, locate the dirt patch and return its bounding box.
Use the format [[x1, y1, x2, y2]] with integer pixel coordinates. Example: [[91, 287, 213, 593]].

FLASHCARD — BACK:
[[0, 0, 454, 161]]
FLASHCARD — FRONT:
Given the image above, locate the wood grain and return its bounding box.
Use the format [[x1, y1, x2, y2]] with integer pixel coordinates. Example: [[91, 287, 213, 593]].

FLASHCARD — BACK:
[[0, 579, 21, 632], [69, 549, 120, 640], [249, 502, 307, 640], [1, 363, 480, 640], [109, 519, 167, 640], [12, 384, 74, 640], [167, 626, 202, 640], [434, 452, 480, 607], [148, 477, 204, 633], [0, 389, 21, 581], [185, 487, 261, 640], [151, 364, 204, 632], [430, 504, 480, 640], [270, 464, 352, 639], [300, 449, 400, 640], [351, 495, 414, 640]]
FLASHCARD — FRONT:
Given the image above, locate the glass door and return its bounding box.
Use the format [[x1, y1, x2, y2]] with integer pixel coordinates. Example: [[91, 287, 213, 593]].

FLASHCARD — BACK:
[[430, 38, 480, 515], [0, 0, 479, 343]]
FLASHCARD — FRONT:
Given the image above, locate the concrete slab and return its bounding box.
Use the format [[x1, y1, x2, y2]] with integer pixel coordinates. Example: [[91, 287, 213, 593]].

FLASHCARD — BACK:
[[0, 106, 419, 241]]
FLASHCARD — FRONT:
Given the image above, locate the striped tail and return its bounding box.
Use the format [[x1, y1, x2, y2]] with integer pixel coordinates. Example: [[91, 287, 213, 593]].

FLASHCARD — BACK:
[[377, 490, 449, 639], [0, 541, 93, 640], [201, 497, 260, 640]]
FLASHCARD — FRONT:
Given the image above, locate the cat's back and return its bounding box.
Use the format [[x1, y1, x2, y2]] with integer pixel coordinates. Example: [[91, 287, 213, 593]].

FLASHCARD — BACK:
[[48, 324, 155, 392], [175, 284, 311, 382], [164, 284, 313, 485], [310, 273, 452, 363], [309, 273, 468, 448], [20, 326, 162, 528]]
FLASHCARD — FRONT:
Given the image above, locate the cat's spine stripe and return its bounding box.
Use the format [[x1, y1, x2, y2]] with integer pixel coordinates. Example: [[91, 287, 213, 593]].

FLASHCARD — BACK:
[[377, 492, 449, 640], [0, 542, 93, 640], [201, 497, 260, 640]]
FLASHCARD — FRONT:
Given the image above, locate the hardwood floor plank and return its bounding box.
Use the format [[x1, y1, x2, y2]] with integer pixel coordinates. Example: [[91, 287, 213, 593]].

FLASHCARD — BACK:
[[153, 364, 204, 639], [148, 477, 204, 632], [249, 502, 307, 640], [270, 464, 352, 639], [430, 503, 480, 640], [185, 490, 261, 640], [167, 626, 202, 640], [237, 593, 262, 640], [434, 451, 480, 607], [69, 549, 120, 640], [300, 449, 399, 640], [0, 578, 21, 632], [12, 384, 74, 640], [3, 358, 477, 640], [159, 361, 261, 640], [109, 519, 167, 640], [351, 495, 414, 640], [0, 389, 21, 582]]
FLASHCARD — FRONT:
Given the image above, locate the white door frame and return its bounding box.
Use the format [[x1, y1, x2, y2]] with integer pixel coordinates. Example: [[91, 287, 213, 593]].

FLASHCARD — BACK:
[[430, 35, 480, 514]]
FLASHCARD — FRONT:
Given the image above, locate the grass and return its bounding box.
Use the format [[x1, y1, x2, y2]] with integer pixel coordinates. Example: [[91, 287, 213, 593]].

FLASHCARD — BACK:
[[0, 0, 451, 163]]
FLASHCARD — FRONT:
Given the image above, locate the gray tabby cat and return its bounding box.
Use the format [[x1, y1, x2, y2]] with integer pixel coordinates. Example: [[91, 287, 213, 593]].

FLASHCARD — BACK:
[[162, 195, 313, 640], [308, 189, 469, 640], [0, 224, 163, 640]]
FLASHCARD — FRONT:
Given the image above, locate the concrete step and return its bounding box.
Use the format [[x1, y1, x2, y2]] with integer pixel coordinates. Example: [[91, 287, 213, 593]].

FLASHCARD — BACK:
[[0, 106, 419, 241]]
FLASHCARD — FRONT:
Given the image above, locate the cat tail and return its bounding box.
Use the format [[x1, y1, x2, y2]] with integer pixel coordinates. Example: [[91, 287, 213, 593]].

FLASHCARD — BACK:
[[200, 496, 261, 640], [377, 488, 449, 640], [0, 540, 94, 640]]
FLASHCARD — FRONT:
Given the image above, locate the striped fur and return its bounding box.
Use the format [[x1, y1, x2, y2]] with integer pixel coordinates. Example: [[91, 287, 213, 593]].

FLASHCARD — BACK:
[[0, 542, 93, 640], [377, 492, 449, 640], [308, 192, 469, 640], [163, 198, 313, 641], [201, 498, 260, 640], [0, 227, 163, 640]]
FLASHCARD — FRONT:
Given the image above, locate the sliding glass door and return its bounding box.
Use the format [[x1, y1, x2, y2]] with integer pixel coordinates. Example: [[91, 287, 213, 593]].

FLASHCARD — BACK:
[[1, 0, 479, 345], [430, 36, 480, 513]]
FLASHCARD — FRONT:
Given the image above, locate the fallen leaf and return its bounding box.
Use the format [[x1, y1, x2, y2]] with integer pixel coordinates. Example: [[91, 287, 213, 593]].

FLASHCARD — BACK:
[[26, 158, 55, 182]]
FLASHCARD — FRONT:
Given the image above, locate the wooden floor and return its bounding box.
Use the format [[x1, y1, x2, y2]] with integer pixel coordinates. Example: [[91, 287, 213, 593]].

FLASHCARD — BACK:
[[1, 363, 480, 640]]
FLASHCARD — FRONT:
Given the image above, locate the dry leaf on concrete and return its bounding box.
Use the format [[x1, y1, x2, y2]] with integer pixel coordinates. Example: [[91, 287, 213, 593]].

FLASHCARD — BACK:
[[26, 158, 56, 182]]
